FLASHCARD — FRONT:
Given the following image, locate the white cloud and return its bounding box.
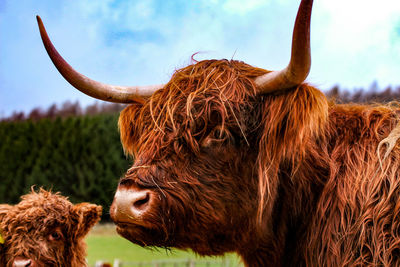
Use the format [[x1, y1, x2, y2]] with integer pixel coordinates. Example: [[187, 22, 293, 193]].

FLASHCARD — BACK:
[[310, 0, 400, 90]]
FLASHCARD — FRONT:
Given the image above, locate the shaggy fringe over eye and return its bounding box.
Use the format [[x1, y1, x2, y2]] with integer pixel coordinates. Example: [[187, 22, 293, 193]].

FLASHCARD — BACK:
[[119, 59, 268, 160]]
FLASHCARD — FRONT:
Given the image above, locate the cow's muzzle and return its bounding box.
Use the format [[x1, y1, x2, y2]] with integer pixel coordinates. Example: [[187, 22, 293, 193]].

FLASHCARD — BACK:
[[110, 188, 154, 224], [12, 257, 37, 267]]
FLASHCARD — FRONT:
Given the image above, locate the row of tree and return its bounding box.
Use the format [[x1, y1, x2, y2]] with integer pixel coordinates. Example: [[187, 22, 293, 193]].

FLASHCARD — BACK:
[[2, 101, 125, 122], [326, 83, 400, 104]]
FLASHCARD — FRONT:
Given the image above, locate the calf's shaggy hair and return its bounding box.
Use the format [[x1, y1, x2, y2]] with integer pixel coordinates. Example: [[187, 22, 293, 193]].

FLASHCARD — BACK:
[[0, 189, 102, 267]]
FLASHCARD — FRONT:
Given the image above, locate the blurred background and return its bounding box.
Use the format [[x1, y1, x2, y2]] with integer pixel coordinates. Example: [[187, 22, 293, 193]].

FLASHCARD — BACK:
[[1, 0, 399, 265]]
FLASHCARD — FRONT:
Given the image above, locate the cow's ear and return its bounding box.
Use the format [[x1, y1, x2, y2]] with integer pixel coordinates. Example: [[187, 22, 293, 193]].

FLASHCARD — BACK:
[[71, 203, 102, 238]]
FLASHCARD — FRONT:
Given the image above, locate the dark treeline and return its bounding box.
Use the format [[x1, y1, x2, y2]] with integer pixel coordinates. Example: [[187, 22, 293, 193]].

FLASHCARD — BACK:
[[1, 84, 400, 219], [326, 83, 400, 104], [2, 101, 125, 122]]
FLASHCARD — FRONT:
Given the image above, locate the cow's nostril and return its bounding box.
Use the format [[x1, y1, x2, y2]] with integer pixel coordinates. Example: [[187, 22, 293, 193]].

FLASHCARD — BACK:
[[111, 189, 153, 223], [13, 258, 33, 267], [133, 192, 150, 211]]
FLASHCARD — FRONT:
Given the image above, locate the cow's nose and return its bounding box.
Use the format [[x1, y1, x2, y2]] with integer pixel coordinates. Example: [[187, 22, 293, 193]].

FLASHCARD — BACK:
[[13, 257, 35, 267], [111, 188, 153, 223]]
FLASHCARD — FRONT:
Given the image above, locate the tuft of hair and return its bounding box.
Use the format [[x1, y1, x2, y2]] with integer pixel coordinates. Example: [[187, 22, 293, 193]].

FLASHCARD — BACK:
[[256, 83, 329, 221], [119, 59, 268, 159]]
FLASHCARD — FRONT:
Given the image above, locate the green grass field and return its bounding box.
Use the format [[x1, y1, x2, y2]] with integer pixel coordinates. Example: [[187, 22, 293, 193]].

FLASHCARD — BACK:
[[86, 224, 243, 266]]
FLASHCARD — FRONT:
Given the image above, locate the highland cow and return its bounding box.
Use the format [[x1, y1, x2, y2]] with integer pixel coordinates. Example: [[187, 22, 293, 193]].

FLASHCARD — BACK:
[[37, 0, 400, 266], [0, 189, 102, 267]]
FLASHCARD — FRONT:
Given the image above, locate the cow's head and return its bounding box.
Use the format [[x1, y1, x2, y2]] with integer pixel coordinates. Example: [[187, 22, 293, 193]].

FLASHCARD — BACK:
[[0, 189, 102, 267], [37, 0, 327, 255]]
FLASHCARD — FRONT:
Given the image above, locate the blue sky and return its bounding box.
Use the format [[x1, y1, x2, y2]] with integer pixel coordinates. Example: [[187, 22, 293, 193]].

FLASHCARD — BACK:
[[1, 0, 400, 117]]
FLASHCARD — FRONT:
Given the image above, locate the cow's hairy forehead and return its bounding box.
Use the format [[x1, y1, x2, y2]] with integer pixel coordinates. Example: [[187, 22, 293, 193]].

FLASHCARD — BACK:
[[119, 59, 268, 158]]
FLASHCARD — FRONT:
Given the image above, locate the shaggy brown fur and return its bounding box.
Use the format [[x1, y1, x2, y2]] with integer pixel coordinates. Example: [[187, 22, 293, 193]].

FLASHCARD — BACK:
[[0, 189, 102, 267], [112, 59, 400, 266]]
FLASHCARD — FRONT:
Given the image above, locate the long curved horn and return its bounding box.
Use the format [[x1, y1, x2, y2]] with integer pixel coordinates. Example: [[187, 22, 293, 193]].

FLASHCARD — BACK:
[[254, 0, 313, 93], [36, 16, 163, 104]]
